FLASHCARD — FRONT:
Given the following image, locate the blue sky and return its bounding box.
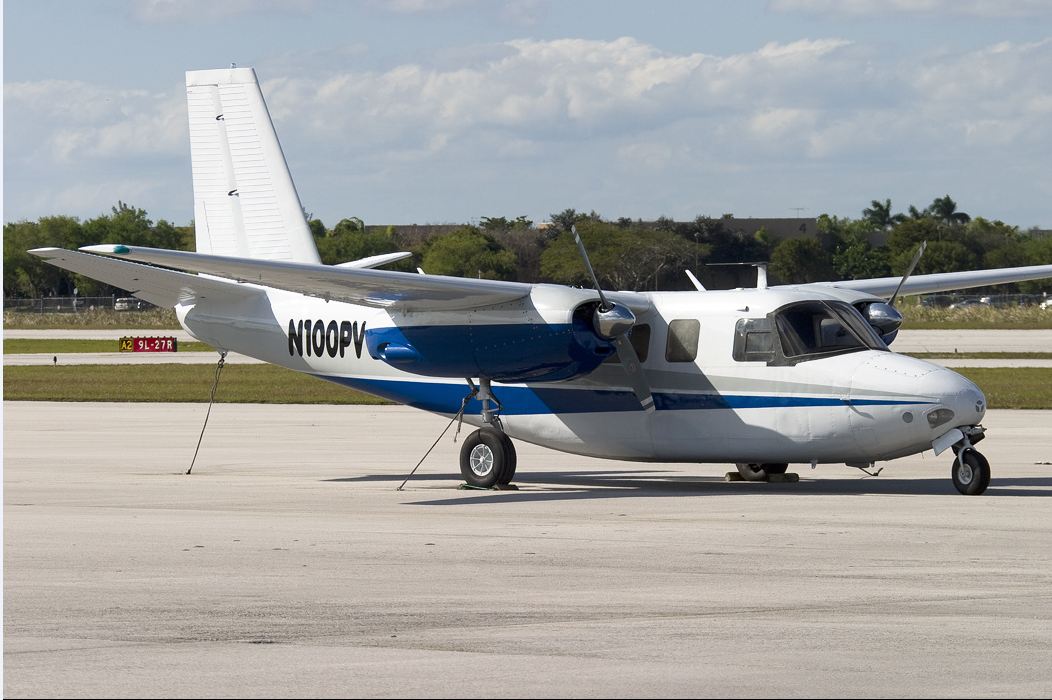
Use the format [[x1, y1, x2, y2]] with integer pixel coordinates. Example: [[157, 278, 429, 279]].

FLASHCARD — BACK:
[[5, 0, 1052, 229]]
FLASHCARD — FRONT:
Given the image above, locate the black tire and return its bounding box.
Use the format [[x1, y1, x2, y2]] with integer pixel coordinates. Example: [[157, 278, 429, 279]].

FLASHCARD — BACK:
[[952, 450, 990, 495], [736, 463, 788, 481], [459, 428, 507, 488], [496, 432, 517, 485]]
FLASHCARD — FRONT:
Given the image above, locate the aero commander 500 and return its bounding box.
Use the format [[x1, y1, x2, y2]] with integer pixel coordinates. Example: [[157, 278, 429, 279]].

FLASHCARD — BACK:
[[32, 67, 1052, 495]]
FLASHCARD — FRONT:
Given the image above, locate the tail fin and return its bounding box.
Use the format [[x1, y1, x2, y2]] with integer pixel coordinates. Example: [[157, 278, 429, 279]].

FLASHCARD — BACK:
[[185, 67, 321, 264]]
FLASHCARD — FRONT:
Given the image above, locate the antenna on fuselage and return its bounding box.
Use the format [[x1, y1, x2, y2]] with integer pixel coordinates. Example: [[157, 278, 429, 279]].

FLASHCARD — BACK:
[[685, 269, 706, 291]]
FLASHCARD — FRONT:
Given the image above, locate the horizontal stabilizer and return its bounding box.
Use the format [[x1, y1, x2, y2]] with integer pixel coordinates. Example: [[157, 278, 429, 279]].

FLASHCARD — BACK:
[[79, 244, 534, 311], [813, 264, 1052, 298], [335, 252, 413, 269], [28, 248, 261, 308]]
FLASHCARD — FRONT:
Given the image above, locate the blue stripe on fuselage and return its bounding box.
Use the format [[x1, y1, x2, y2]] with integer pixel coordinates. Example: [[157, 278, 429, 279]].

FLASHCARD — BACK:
[[316, 375, 933, 415]]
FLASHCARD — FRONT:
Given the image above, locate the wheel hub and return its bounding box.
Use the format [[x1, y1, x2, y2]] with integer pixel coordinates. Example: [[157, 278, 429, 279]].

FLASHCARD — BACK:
[[469, 444, 495, 477], [958, 461, 974, 484]]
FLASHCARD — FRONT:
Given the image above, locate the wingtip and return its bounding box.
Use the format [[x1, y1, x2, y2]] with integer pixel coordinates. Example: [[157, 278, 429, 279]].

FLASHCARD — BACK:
[[81, 244, 131, 255], [27, 247, 64, 257]]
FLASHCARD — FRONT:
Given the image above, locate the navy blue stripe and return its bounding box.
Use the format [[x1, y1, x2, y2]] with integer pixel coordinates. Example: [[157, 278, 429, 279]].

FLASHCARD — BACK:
[[317, 375, 933, 415]]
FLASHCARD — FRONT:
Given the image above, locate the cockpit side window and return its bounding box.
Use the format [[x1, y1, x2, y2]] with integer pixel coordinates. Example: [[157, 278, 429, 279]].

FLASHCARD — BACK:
[[735, 301, 886, 365], [775, 301, 880, 359], [732, 318, 776, 362]]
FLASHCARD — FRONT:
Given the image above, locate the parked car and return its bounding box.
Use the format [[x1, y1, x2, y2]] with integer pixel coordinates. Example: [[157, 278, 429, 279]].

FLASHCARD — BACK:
[[1040, 299, 1052, 310], [114, 297, 147, 311], [948, 299, 989, 310]]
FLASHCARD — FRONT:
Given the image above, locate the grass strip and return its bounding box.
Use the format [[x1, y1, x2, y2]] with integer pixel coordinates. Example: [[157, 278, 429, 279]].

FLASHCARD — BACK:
[[952, 368, 1052, 410], [3, 364, 389, 405], [4, 364, 1051, 410], [8, 340, 1050, 361], [899, 304, 1052, 330], [4, 309, 181, 329], [4, 339, 213, 354], [6, 303, 1052, 330], [906, 352, 1052, 360]]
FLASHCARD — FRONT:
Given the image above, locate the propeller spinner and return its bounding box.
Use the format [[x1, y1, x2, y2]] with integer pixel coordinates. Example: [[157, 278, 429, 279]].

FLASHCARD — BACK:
[[571, 226, 655, 412], [860, 240, 926, 345]]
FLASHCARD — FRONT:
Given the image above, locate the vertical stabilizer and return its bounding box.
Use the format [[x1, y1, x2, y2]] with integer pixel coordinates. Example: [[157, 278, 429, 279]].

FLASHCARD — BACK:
[[185, 67, 320, 264]]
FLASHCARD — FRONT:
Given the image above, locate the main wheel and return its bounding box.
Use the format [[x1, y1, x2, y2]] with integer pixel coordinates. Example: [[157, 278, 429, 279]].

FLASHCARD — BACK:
[[952, 450, 991, 495], [460, 428, 508, 488], [496, 432, 517, 485], [736, 463, 789, 482]]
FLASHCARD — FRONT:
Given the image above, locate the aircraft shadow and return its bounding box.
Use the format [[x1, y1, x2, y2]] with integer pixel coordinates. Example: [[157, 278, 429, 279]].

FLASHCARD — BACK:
[[324, 470, 1052, 504]]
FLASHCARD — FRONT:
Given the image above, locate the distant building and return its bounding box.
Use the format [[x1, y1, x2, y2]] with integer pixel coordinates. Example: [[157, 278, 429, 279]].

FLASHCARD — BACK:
[[720, 217, 817, 240]]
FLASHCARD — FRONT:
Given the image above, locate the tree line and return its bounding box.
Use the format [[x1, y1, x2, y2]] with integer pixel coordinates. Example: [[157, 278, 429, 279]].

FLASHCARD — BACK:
[[4, 196, 1051, 299]]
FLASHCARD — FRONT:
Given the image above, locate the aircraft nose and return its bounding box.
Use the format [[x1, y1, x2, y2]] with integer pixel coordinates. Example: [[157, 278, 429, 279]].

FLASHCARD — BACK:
[[916, 366, 986, 430]]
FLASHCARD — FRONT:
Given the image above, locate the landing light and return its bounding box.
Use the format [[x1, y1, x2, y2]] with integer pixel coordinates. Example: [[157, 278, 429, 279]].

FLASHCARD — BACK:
[[927, 408, 955, 429]]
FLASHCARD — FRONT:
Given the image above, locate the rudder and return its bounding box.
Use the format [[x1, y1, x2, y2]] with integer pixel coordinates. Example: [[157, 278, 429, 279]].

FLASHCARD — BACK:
[[185, 67, 320, 264]]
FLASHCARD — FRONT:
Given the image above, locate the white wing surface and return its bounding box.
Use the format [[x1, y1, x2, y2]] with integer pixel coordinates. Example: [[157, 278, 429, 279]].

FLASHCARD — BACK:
[[812, 264, 1052, 297], [28, 248, 261, 307], [79, 244, 534, 311]]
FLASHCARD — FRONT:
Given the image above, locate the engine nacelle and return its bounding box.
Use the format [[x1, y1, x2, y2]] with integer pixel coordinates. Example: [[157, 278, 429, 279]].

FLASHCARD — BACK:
[[366, 302, 616, 382]]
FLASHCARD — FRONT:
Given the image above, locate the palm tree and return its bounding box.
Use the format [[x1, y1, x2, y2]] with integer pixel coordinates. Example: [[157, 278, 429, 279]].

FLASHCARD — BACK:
[[928, 195, 970, 225], [907, 204, 928, 220], [862, 199, 906, 229]]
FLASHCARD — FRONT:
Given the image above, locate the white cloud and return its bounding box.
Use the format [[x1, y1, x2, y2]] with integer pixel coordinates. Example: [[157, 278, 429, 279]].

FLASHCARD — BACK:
[[6, 34, 1052, 225], [5, 80, 186, 163], [261, 36, 860, 152]]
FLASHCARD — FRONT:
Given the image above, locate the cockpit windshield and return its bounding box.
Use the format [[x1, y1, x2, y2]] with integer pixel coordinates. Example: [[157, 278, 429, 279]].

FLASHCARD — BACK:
[[775, 301, 886, 359]]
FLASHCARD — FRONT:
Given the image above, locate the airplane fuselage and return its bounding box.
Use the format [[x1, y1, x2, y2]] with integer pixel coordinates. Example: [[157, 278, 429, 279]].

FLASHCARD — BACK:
[[176, 284, 986, 467]]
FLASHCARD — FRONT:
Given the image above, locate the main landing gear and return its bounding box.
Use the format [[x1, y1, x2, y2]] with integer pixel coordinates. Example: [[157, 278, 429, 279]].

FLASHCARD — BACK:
[[735, 463, 789, 482], [459, 377, 517, 489]]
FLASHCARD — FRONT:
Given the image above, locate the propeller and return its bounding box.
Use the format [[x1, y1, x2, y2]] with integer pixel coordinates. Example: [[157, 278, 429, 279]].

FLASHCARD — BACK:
[[888, 240, 927, 308], [860, 240, 926, 345], [571, 226, 655, 412]]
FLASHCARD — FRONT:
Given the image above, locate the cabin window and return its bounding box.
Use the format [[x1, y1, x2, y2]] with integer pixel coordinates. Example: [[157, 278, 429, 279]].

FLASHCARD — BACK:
[[665, 319, 700, 363], [733, 318, 775, 362], [604, 324, 651, 364]]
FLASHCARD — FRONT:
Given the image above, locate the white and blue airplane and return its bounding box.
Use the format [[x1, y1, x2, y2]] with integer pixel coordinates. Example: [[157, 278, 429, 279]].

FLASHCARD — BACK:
[[32, 67, 1052, 495]]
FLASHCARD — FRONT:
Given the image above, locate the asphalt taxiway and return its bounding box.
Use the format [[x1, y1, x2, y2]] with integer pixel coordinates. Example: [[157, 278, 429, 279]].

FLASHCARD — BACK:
[[4, 402, 1052, 697]]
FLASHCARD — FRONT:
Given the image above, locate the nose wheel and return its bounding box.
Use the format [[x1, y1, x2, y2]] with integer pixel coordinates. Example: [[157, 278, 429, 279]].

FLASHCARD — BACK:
[[952, 449, 990, 495]]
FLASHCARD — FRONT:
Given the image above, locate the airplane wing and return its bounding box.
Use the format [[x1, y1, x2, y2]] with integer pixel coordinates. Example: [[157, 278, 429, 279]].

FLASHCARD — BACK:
[[28, 247, 262, 307], [810, 263, 1052, 298], [76, 244, 538, 312]]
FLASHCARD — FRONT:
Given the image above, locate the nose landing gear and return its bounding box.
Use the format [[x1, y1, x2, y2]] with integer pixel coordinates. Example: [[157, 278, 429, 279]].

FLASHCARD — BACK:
[[942, 425, 990, 496], [952, 449, 990, 495]]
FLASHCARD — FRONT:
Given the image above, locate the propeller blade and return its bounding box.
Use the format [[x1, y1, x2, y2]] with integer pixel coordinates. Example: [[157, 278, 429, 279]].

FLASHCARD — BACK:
[[571, 225, 611, 310], [570, 225, 653, 411], [613, 335, 655, 413], [888, 240, 927, 307]]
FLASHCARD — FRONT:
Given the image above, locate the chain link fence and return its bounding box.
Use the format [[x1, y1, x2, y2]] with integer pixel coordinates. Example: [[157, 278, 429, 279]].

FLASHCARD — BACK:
[[3, 296, 156, 313]]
